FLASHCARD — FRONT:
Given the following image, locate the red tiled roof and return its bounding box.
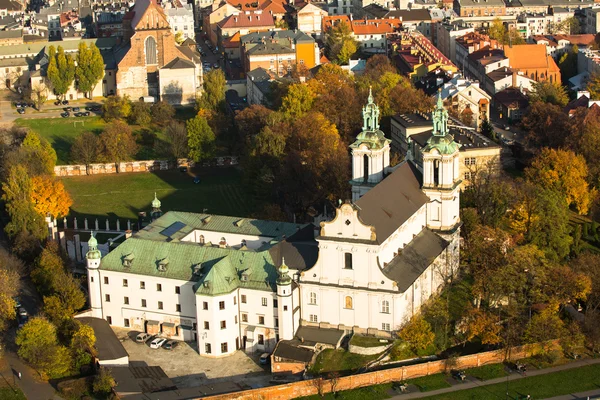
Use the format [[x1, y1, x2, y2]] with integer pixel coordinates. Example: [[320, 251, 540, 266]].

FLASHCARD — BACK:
[[219, 12, 275, 29], [351, 18, 401, 35]]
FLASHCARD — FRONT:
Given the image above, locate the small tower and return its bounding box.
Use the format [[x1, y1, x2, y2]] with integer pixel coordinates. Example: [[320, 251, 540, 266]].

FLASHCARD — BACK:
[[276, 257, 294, 341], [422, 91, 461, 233], [349, 87, 391, 201], [86, 232, 103, 319], [151, 193, 162, 221]]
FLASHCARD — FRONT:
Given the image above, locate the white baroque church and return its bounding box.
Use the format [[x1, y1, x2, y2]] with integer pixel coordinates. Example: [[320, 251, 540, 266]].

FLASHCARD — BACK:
[[85, 91, 461, 358]]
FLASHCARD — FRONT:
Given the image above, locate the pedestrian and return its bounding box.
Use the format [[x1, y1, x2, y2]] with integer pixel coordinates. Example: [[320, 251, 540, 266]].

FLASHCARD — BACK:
[[17, 372, 22, 380]]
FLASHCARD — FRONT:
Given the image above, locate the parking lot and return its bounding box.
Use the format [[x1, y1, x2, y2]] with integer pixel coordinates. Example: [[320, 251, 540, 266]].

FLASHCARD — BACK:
[[113, 328, 272, 389]]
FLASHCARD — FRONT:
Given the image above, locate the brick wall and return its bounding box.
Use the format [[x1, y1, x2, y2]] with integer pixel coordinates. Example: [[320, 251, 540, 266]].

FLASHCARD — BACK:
[[203, 341, 560, 400]]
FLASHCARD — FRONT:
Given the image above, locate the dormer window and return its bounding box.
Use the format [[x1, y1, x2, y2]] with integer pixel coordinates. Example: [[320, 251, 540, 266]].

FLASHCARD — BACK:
[[241, 273, 248, 281], [203, 281, 210, 288], [123, 253, 134, 267], [157, 258, 169, 272]]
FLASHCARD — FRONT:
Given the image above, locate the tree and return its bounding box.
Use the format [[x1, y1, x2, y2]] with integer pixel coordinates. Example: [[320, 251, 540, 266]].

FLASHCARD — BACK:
[[521, 102, 573, 149], [529, 81, 569, 107], [488, 18, 506, 43], [325, 20, 358, 65], [43, 275, 85, 325], [480, 118, 496, 141], [280, 83, 315, 119], [174, 32, 184, 44], [16, 317, 72, 378], [571, 253, 600, 313], [1, 165, 47, 240], [523, 309, 566, 352], [47, 46, 75, 100], [102, 95, 131, 121], [70, 322, 96, 356], [75, 42, 104, 97], [21, 131, 57, 176], [151, 101, 175, 125], [462, 307, 502, 345], [587, 72, 600, 100], [0, 267, 20, 332], [399, 315, 435, 354], [99, 120, 138, 164], [545, 265, 592, 306], [31, 242, 66, 296], [525, 148, 596, 215], [558, 45, 578, 83], [27, 81, 48, 110], [186, 115, 215, 161], [235, 104, 273, 144], [93, 368, 116, 396], [567, 106, 600, 183], [165, 121, 188, 159], [31, 176, 72, 219], [129, 100, 151, 125], [197, 69, 226, 112], [71, 132, 100, 166]]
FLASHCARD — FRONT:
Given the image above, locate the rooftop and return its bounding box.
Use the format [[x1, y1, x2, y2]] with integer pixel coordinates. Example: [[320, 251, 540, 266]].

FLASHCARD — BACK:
[[273, 340, 315, 363], [219, 11, 275, 29], [78, 317, 129, 362]]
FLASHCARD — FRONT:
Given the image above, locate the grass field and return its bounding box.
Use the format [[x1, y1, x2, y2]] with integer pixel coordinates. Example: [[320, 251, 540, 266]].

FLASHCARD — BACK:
[[464, 363, 508, 380], [406, 373, 452, 392], [16, 117, 107, 165], [61, 167, 255, 220], [422, 363, 600, 400], [311, 348, 382, 374], [0, 387, 27, 400]]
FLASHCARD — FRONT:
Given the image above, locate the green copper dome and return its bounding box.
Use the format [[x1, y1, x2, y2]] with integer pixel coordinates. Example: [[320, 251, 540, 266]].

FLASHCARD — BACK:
[[424, 90, 460, 155], [424, 135, 460, 155], [86, 231, 102, 260], [277, 257, 292, 285], [152, 193, 161, 209]]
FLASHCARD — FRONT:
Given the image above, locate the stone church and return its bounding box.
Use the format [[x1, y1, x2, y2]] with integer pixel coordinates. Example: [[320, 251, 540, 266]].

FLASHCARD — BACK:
[[85, 92, 461, 357], [114, 0, 202, 104]]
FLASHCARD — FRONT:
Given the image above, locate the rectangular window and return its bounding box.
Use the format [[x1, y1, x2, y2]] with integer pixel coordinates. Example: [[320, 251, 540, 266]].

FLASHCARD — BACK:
[[258, 334, 264, 345], [124, 318, 130, 327], [104, 277, 109, 284], [157, 283, 162, 292], [203, 302, 208, 310], [107, 316, 112, 324], [158, 301, 163, 310], [242, 313, 248, 322], [205, 343, 211, 354], [275, 317, 279, 327], [262, 298, 267, 307], [105, 294, 110, 302], [344, 252, 353, 270], [221, 342, 228, 353], [124, 296, 129, 305], [273, 299, 278, 308], [258, 315, 265, 325], [284, 305, 288, 311], [140, 281, 145, 289], [310, 314, 318, 323], [382, 323, 391, 331], [235, 315, 238, 324], [233, 296, 237, 305], [175, 286, 180, 294], [123, 279, 128, 287], [204, 321, 209, 330], [241, 295, 247, 303], [141, 299, 147, 307], [219, 301, 225, 310], [91, 277, 93, 282], [193, 323, 197, 330], [176, 304, 181, 312], [220, 320, 226, 329]]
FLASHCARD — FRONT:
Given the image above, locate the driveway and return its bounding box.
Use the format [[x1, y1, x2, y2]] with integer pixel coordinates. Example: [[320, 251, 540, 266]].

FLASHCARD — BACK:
[[113, 328, 272, 389]]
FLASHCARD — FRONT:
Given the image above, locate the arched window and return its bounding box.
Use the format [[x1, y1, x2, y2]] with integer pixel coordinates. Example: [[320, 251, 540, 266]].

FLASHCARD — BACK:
[[381, 300, 390, 314], [433, 160, 440, 186], [145, 36, 157, 65], [550, 75, 553, 83], [363, 154, 369, 182], [309, 292, 317, 305], [199, 235, 205, 244], [344, 252, 353, 270], [344, 296, 353, 309]]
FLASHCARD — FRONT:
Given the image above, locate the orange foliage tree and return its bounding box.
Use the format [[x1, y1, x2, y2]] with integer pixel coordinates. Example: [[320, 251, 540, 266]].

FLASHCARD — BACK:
[[31, 176, 73, 218]]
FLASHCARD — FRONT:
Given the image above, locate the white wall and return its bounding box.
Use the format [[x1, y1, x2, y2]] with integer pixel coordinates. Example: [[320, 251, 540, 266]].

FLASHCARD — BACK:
[[196, 291, 241, 357]]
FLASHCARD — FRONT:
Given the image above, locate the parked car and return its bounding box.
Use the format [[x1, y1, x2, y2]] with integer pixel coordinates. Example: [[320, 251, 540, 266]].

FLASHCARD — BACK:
[[64, 107, 71, 112], [17, 307, 27, 318], [150, 337, 167, 349], [83, 111, 90, 116], [54, 100, 62, 106], [17, 108, 25, 114], [135, 333, 151, 343], [91, 106, 101, 112], [60, 112, 70, 118], [259, 353, 271, 365], [163, 341, 178, 350], [72, 107, 80, 112], [74, 112, 83, 117], [18, 315, 28, 329], [62, 100, 69, 105]]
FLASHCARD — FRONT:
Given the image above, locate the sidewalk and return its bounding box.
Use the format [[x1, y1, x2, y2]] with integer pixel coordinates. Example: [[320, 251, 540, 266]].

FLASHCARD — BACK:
[[390, 358, 600, 400], [0, 352, 62, 400]]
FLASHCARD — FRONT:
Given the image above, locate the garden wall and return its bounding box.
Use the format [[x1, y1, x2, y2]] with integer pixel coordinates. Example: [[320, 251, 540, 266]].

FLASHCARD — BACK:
[[348, 343, 392, 356], [202, 341, 560, 400]]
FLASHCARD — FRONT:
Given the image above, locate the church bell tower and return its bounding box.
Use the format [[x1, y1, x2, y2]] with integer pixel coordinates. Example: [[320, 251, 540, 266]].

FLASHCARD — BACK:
[[349, 88, 391, 201]]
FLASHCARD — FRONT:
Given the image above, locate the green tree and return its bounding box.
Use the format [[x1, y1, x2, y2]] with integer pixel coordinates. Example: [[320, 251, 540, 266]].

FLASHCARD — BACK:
[[43, 274, 85, 325], [70, 132, 100, 166], [1, 165, 46, 240], [197, 69, 226, 112], [488, 18, 506, 43], [102, 95, 132, 121], [93, 368, 116, 396], [558, 45, 578, 83], [529, 81, 569, 107], [479, 118, 496, 141], [46, 46, 75, 100], [524, 309, 566, 353], [280, 83, 315, 119], [75, 42, 104, 97], [150, 101, 175, 125], [587, 72, 600, 100], [31, 242, 66, 296], [0, 267, 20, 332], [399, 315, 436, 354], [165, 121, 188, 159], [129, 100, 152, 125], [99, 120, 138, 164], [325, 20, 358, 65], [21, 131, 57, 176], [186, 115, 215, 161]]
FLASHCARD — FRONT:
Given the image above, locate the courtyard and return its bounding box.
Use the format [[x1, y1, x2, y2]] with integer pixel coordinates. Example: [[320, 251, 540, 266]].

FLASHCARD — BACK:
[[112, 327, 271, 389]]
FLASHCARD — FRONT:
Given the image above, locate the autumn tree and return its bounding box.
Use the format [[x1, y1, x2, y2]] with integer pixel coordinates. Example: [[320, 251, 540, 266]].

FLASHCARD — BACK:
[[21, 131, 57, 176], [525, 148, 596, 215], [235, 104, 273, 146], [151, 101, 175, 125], [325, 20, 358, 65], [75, 42, 104, 98], [27, 81, 48, 110], [488, 18, 506, 43], [197, 69, 226, 112], [99, 120, 138, 164], [70, 132, 100, 166], [587, 72, 600, 99], [462, 307, 502, 345], [187, 115, 215, 161], [521, 102, 573, 149], [43, 274, 85, 325], [31, 175, 73, 219], [165, 121, 188, 159], [530, 81, 569, 107], [93, 368, 116, 396], [31, 242, 67, 296], [571, 253, 600, 313], [102, 95, 132, 121], [558, 45, 578, 83], [399, 315, 435, 354], [524, 309, 566, 353], [0, 266, 21, 332], [280, 83, 315, 119], [47, 46, 75, 101], [567, 106, 600, 183], [129, 100, 151, 125], [544, 265, 591, 306], [70, 321, 96, 372]]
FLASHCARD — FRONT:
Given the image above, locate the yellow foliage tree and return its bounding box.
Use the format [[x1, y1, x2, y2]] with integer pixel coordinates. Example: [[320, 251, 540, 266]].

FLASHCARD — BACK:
[[463, 307, 502, 345], [525, 148, 596, 214], [31, 175, 73, 219], [399, 315, 435, 353]]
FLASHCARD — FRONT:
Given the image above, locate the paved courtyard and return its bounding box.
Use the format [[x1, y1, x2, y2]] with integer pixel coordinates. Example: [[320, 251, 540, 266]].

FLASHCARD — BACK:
[[112, 327, 272, 389]]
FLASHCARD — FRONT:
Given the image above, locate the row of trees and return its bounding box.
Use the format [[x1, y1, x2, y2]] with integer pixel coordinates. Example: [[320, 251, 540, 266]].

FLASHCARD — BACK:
[[47, 43, 104, 101]]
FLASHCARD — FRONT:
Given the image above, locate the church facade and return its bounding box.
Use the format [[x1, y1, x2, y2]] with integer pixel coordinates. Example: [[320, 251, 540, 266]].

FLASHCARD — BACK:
[[85, 93, 461, 358]]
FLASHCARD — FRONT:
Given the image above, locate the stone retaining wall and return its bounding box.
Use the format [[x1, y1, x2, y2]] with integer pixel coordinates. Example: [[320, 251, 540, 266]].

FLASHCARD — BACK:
[[348, 342, 392, 356]]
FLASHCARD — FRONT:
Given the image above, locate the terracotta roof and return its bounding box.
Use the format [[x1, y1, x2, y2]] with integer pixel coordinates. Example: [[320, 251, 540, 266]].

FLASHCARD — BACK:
[[262, 0, 286, 13], [320, 54, 329, 63], [322, 15, 351, 31], [552, 34, 595, 47], [504, 44, 559, 71], [219, 12, 275, 29], [223, 31, 241, 48], [350, 18, 401, 35]]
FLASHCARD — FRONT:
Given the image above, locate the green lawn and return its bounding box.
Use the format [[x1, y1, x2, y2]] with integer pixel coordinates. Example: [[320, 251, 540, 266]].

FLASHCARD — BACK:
[[421, 363, 600, 399], [62, 167, 256, 220], [0, 387, 27, 400], [406, 374, 452, 392], [464, 363, 508, 381], [311, 348, 382, 374], [297, 383, 393, 400]]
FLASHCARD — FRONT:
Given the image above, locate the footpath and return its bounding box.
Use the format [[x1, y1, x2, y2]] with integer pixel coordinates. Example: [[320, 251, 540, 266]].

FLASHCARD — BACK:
[[0, 350, 63, 400], [390, 358, 600, 400]]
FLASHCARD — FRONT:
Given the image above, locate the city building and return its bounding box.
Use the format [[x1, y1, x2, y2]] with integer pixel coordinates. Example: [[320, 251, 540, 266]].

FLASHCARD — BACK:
[[485, 66, 536, 94], [504, 43, 561, 83], [246, 67, 274, 105], [465, 46, 509, 84], [295, 3, 328, 36], [164, 1, 195, 41], [217, 11, 276, 52], [494, 87, 529, 121], [322, 15, 402, 54], [530, 34, 595, 58], [434, 22, 474, 63], [454, 0, 506, 18], [455, 31, 502, 72], [393, 30, 458, 81], [86, 93, 462, 358], [439, 74, 491, 130]]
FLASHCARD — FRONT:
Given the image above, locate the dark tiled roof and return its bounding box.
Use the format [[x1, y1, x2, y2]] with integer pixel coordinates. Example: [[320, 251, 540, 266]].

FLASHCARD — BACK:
[[384, 9, 431, 21], [355, 161, 429, 245], [273, 340, 315, 363], [391, 112, 432, 128], [110, 366, 175, 394], [381, 228, 449, 292], [78, 317, 129, 362], [247, 42, 295, 56], [163, 57, 195, 69], [296, 326, 345, 346]]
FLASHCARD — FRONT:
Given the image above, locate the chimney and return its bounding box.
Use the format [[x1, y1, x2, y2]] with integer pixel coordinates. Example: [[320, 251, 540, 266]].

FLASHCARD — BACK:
[[512, 70, 517, 87], [125, 230, 132, 238]]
